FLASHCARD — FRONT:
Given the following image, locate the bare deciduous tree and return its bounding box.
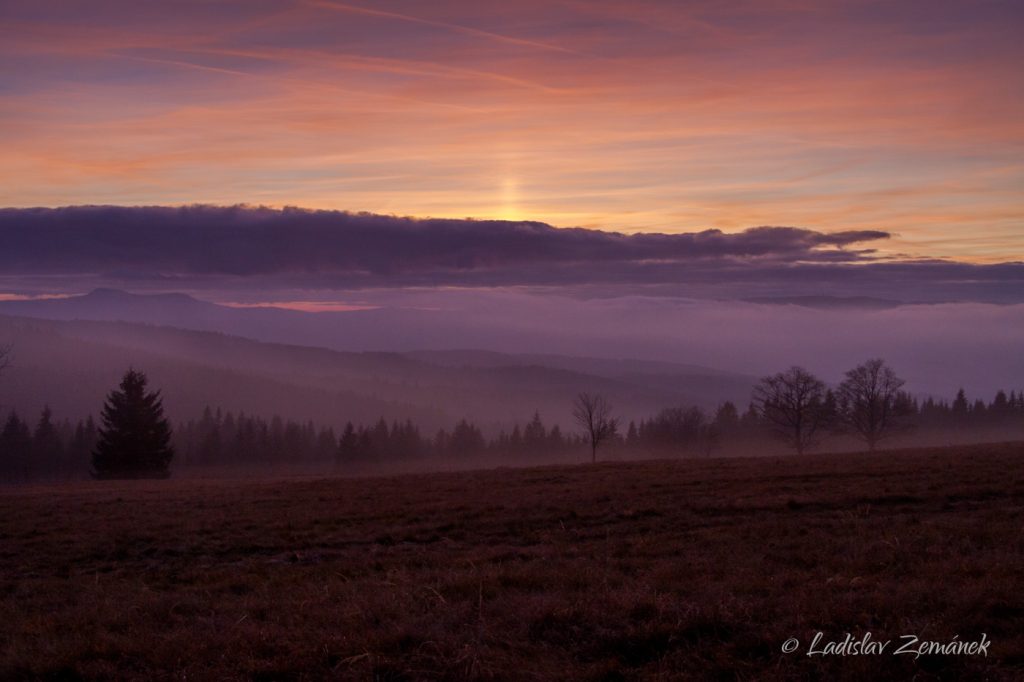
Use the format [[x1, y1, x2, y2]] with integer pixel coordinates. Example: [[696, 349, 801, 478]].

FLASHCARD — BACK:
[[753, 366, 831, 455], [837, 358, 910, 451], [573, 392, 617, 463]]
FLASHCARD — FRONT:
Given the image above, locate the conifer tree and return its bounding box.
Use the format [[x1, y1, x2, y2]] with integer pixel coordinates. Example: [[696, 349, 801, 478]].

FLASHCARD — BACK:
[[69, 417, 98, 476], [336, 422, 358, 466], [0, 412, 31, 482], [92, 369, 174, 479], [32, 405, 63, 477], [523, 412, 547, 453]]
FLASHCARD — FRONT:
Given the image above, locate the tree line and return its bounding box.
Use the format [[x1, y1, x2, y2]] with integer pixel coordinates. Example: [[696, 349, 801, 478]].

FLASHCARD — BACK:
[[174, 410, 588, 469], [1, 360, 1023, 481], [1, 368, 173, 481], [747, 359, 1024, 455]]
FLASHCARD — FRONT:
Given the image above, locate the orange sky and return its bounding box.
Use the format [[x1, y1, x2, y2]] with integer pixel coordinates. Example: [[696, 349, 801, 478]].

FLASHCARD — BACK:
[[1, 0, 1022, 262]]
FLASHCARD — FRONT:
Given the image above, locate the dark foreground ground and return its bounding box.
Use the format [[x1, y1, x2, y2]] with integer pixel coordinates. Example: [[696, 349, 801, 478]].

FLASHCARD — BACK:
[[2, 443, 1023, 680]]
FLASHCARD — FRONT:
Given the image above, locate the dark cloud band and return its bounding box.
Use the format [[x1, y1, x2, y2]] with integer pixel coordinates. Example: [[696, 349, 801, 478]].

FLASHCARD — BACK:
[[0, 205, 1020, 302], [1, 204, 884, 274]]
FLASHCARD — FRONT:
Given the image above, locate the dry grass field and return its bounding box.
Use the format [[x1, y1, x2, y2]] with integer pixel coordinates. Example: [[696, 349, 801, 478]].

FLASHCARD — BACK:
[[2, 442, 1023, 680]]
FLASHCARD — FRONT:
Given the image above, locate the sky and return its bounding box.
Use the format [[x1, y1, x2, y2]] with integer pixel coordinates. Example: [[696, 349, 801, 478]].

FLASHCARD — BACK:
[[2, 0, 1023, 265]]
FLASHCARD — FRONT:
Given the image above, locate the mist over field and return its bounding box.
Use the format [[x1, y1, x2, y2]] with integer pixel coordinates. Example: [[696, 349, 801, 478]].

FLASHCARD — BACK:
[[2, 213, 1023, 475], [2, 206, 1021, 428], [2, 286, 1022, 404], [0, 207, 1021, 482], [1, 284, 1022, 485]]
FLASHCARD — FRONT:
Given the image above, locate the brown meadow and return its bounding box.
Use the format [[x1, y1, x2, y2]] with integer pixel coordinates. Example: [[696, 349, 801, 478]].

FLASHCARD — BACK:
[[2, 442, 1023, 680]]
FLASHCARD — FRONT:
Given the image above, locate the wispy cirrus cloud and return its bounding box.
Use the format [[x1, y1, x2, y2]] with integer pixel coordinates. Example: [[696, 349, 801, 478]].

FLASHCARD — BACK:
[[1, 1, 1022, 262]]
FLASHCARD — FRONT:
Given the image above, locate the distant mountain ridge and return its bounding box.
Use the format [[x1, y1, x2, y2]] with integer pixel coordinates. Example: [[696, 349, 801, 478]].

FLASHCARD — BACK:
[[0, 312, 755, 432], [0, 288, 537, 353], [742, 295, 904, 310]]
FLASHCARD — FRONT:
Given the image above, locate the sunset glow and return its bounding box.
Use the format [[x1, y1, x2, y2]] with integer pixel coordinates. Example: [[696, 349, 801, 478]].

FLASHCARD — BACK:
[[2, 0, 1022, 262]]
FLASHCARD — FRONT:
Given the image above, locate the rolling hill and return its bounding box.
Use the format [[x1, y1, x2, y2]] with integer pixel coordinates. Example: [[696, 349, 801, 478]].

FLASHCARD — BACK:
[[0, 313, 754, 432]]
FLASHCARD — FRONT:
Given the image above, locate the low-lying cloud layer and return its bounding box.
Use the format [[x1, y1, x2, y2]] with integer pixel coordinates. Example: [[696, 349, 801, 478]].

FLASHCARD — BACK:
[[1, 205, 1021, 302], [2, 205, 886, 272]]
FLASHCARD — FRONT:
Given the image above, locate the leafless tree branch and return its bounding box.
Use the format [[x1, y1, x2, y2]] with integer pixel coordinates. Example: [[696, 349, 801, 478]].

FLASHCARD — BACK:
[[573, 392, 618, 464]]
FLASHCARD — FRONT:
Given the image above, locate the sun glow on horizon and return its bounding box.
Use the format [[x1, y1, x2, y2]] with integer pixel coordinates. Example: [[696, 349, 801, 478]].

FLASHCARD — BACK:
[[499, 176, 523, 222], [1, 1, 1022, 263]]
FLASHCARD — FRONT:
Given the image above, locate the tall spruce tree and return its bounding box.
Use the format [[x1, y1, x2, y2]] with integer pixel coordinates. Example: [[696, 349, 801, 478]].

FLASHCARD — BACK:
[[0, 412, 31, 482], [92, 369, 174, 479], [69, 417, 98, 477], [32, 406, 63, 478]]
